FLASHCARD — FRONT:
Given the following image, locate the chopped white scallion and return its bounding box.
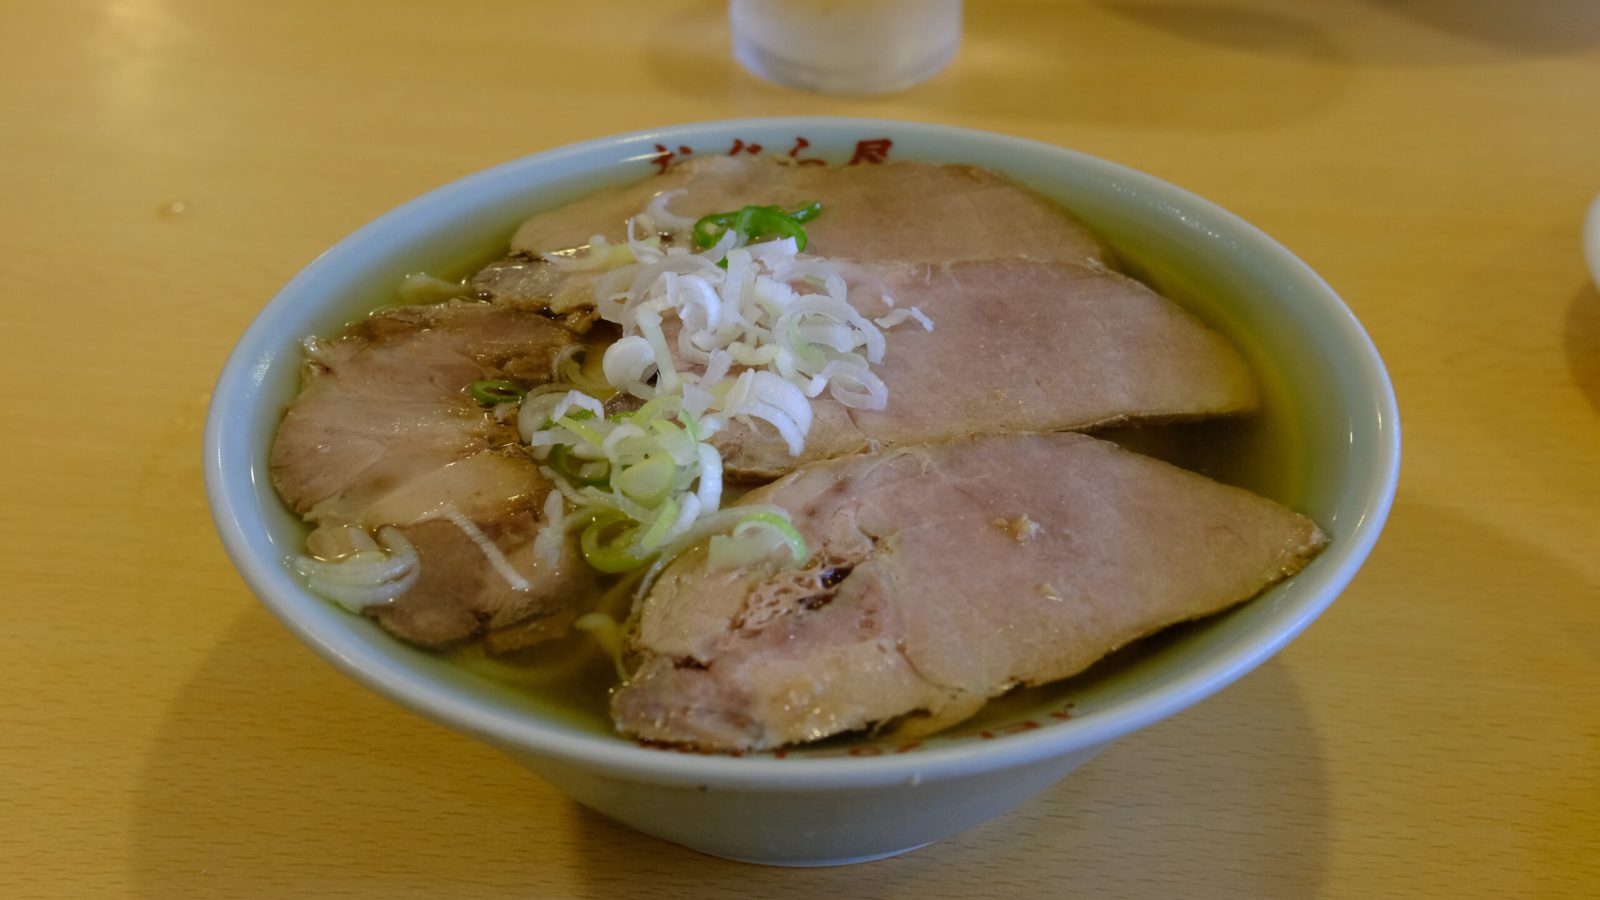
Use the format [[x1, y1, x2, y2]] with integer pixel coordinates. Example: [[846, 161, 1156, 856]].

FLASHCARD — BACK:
[[542, 234, 637, 273], [875, 306, 935, 331], [505, 198, 933, 580], [549, 390, 605, 423], [532, 489, 570, 568], [642, 188, 697, 233], [693, 443, 723, 513], [294, 526, 420, 612], [422, 504, 531, 593]]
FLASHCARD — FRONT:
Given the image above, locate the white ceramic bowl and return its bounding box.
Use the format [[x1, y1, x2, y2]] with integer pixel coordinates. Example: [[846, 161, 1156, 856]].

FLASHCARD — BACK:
[[204, 118, 1400, 866]]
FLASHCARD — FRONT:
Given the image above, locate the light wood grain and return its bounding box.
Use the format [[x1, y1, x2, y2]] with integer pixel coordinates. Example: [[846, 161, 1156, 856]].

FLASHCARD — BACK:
[[2, 0, 1597, 896]]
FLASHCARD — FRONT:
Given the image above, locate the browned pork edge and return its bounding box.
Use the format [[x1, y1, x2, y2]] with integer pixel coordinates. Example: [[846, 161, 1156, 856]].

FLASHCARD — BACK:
[[269, 301, 597, 649], [613, 432, 1327, 751]]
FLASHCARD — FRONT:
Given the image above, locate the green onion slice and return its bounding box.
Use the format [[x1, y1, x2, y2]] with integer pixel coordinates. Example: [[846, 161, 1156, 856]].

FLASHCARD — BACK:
[[469, 379, 527, 405], [549, 444, 611, 486], [786, 200, 822, 223], [580, 512, 649, 573], [678, 409, 702, 444], [639, 496, 682, 551], [554, 414, 605, 448], [691, 202, 821, 251], [733, 511, 809, 565], [692, 210, 737, 248], [614, 453, 676, 506]]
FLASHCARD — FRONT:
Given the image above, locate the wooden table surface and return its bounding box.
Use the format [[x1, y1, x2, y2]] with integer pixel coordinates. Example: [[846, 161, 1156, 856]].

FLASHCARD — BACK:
[[3, 0, 1597, 896]]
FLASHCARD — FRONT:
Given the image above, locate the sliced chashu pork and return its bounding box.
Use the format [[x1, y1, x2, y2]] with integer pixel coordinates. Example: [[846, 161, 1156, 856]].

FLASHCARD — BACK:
[[613, 432, 1327, 751], [482, 157, 1254, 479], [510, 156, 1110, 267], [487, 157, 1110, 313], [711, 259, 1260, 479], [270, 301, 597, 650]]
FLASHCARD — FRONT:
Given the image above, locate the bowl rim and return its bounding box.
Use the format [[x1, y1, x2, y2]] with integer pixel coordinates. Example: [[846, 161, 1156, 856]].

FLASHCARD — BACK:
[[204, 116, 1400, 790]]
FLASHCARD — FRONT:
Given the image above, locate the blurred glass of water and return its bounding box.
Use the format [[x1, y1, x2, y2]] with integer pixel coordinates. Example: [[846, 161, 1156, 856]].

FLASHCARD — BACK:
[[730, 0, 963, 95]]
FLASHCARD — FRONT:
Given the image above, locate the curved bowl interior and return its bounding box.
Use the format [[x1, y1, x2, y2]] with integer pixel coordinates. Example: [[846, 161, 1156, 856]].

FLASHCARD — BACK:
[[205, 118, 1399, 788]]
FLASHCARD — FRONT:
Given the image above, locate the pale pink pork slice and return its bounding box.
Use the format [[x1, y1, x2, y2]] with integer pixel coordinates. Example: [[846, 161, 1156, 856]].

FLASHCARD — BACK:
[[488, 158, 1255, 480], [613, 432, 1327, 751], [712, 259, 1260, 480], [270, 301, 596, 650], [505, 156, 1112, 269]]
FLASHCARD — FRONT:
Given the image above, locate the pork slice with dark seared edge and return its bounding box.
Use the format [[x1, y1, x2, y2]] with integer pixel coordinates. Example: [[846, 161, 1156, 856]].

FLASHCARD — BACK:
[[270, 301, 598, 649], [469, 255, 602, 330], [506, 156, 1112, 269], [713, 259, 1260, 480], [612, 432, 1327, 751]]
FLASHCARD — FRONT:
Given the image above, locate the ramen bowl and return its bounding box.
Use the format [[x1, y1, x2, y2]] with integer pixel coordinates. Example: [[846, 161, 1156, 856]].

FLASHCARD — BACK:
[[204, 118, 1399, 866]]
